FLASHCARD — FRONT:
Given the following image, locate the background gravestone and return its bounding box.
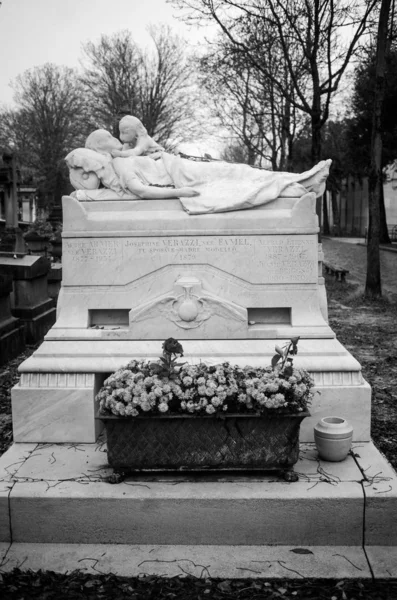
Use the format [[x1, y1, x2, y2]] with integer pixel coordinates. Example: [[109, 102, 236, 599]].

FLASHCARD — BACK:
[[0, 273, 25, 365], [0, 254, 56, 344]]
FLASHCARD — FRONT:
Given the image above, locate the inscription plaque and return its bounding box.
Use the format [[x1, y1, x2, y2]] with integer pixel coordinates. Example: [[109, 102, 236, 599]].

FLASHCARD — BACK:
[[63, 235, 317, 285]]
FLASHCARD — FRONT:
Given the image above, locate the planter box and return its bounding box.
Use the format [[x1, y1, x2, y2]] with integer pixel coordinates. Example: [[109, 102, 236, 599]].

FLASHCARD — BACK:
[[99, 412, 309, 479]]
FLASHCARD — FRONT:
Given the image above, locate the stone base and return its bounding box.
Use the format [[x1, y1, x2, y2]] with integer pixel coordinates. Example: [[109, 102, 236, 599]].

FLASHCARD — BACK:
[[12, 373, 102, 443], [0, 318, 25, 366], [1, 441, 396, 548], [12, 338, 371, 443]]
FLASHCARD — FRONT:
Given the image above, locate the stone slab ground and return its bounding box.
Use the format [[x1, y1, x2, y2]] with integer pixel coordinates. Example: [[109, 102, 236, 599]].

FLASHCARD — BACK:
[[0, 542, 375, 579], [0, 439, 396, 578]]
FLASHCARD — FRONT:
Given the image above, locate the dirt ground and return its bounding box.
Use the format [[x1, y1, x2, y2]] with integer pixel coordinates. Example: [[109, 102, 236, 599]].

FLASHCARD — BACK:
[[0, 275, 397, 598], [325, 277, 397, 470]]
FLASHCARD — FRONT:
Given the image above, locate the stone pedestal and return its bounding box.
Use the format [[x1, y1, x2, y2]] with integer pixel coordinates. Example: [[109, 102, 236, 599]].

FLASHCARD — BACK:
[[12, 193, 371, 443], [0, 273, 25, 366], [0, 254, 56, 344]]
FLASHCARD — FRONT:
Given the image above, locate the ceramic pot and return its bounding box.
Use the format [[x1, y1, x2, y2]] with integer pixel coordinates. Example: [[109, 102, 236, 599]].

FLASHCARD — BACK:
[[314, 416, 353, 462]]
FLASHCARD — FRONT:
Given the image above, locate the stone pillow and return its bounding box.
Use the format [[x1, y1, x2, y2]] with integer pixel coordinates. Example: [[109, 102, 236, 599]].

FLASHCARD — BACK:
[[65, 148, 125, 195]]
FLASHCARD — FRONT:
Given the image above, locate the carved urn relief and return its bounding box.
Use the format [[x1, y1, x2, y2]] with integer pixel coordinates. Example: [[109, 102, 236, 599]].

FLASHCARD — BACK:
[[130, 276, 246, 331], [176, 279, 200, 323]]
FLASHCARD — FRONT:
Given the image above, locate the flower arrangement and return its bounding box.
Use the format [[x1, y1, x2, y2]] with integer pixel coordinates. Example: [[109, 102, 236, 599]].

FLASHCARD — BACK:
[[97, 337, 314, 418]]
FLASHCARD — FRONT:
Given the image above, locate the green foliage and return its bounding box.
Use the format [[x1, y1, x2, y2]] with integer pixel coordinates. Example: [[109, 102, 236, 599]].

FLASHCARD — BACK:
[[50, 222, 63, 242], [150, 337, 185, 379], [23, 219, 53, 239], [271, 337, 300, 377], [348, 48, 397, 173]]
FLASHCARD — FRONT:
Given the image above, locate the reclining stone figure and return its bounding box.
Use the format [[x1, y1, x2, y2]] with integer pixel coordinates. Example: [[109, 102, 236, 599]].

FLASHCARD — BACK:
[[65, 128, 332, 215]]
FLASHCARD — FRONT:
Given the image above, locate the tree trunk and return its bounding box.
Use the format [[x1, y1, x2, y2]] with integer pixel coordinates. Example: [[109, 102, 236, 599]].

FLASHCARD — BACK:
[[331, 189, 342, 236], [247, 146, 256, 166], [322, 194, 330, 235], [379, 182, 391, 244], [365, 0, 391, 297], [311, 116, 322, 241]]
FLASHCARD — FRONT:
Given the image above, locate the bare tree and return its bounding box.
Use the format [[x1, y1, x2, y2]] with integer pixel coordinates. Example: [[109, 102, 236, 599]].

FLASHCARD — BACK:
[[198, 17, 305, 169], [172, 0, 377, 163], [80, 26, 198, 148], [366, 0, 393, 297], [0, 63, 88, 210]]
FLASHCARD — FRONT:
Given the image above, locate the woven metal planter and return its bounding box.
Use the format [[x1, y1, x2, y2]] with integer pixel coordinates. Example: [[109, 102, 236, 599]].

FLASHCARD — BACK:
[[99, 412, 309, 476]]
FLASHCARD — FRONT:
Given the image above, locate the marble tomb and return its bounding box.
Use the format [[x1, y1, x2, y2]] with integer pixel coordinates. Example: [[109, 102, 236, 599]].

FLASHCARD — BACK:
[[11, 191, 370, 444]]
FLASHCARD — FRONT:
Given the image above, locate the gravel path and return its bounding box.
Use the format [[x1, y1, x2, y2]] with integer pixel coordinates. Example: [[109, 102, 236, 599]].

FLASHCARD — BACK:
[[322, 238, 397, 299]]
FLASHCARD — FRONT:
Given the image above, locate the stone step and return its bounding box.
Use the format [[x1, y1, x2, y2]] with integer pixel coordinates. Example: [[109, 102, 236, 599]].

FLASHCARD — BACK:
[[1, 441, 396, 547], [0, 542, 384, 579]]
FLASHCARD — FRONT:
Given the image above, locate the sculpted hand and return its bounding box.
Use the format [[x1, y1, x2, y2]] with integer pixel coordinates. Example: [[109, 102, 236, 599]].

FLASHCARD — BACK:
[[111, 149, 123, 158], [177, 187, 200, 198], [149, 151, 164, 160]]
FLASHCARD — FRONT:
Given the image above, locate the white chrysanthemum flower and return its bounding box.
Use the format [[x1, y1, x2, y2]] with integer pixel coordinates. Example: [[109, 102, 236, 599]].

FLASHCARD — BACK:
[[211, 397, 222, 407], [266, 383, 279, 394], [158, 402, 169, 413], [274, 393, 285, 405], [141, 401, 151, 412], [205, 405, 216, 415], [115, 402, 126, 415]]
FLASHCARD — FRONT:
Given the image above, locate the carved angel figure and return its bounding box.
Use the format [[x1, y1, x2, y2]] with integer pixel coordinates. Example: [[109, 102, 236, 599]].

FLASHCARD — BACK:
[[65, 128, 332, 214]]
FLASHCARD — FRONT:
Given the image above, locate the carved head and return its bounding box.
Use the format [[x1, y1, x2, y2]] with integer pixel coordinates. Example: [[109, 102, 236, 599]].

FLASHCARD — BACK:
[[85, 129, 122, 155], [119, 115, 148, 144]]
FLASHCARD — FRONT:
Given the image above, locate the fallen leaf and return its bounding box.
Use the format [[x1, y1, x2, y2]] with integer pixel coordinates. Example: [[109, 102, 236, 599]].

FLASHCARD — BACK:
[[217, 580, 232, 592], [290, 548, 314, 555]]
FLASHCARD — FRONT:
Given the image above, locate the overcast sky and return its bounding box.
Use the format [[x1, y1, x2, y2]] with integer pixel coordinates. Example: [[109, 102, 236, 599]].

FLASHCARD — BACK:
[[0, 0, 202, 107]]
